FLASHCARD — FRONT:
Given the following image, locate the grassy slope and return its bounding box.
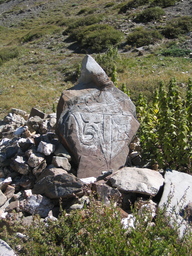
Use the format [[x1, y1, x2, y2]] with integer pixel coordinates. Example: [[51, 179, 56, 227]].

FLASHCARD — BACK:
[[0, 0, 191, 118]]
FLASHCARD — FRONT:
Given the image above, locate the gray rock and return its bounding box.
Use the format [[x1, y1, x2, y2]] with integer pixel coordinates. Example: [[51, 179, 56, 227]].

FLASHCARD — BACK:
[[4, 112, 26, 126], [0, 190, 7, 207], [56, 55, 140, 178], [10, 155, 29, 175], [27, 116, 43, 133], [54, 143, 71, 160], [159, 170, 192, 237], [27, 150, 45, 168], [0, 239, 16, 256], [29, 107, 46, 119], [37, 141, 55, 156], [108, 167, 164, 196], [33, 173, 83, 199], [52, 156, 71, 171], [0, 177, 12, 191], [21, 194, 54, 218]]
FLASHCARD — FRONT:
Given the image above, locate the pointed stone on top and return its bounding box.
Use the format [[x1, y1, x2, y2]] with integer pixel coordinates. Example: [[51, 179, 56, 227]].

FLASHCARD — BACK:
[[78, 55, 113, 88]]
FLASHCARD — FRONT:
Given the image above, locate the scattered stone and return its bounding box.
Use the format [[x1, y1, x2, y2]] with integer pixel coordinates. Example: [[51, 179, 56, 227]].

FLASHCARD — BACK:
[[56, 55, 139, 178], [27, 150, 45, 168], [52, 156, 71, 171], [4, 185, 15, 199], [37, 141, 55, 156], [29, 107, 46, 119], [21, 194, 54, 218], [0, 177, 12, 191], [159, 170, 192, 237], [54, 143, 71, 160], [0, 239, 16, 256], [80, 177, 97, 184], [10, 155, 30, 175], [33, 173, 83, 199], [121, 214, 135, 230], [5, 200, 20, 212], [0, 190, 7, 207], [108, 167, 164, 196]]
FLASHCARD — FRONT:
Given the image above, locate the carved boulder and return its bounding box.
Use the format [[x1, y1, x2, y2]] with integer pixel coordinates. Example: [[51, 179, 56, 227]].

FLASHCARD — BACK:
[[56, 55, 140, 178]]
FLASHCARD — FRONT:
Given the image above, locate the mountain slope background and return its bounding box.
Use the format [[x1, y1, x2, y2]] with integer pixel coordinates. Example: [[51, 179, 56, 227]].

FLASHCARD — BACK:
[[0, 0, 192, 118]]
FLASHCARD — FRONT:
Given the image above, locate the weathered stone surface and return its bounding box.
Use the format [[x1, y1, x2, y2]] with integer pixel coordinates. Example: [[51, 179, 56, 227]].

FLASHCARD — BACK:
[[37, 141, 55, 156], [0, 190, 7, 207], [56, 55, 140, 178], [4, 185, 15, 199], [33, 173, 83, 199], [0, 177, 12, 191], [0, 239, 16, 256], [29, 107, 46, 119], [21, 194, 54, 218], [108, 167, 164, 196], [10, 155, 29, 175], [159, 170, 192, 237], [26, 150, 45, 168], [52, 156, 71, 171], [37, 166, 68, 181]]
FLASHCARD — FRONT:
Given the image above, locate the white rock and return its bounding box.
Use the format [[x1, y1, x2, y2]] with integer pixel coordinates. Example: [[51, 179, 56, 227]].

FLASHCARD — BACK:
[[109, 167, 164, 196], [159, 170, 192, 237], [0, 239, 16, 256], [121, 214, 135, 229], [37, 141, 55, 156], [80, 177, 97, 184]]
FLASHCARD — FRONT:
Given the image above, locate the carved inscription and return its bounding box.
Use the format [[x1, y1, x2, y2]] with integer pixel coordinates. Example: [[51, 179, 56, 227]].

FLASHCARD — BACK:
[[69, 109, 132, 163]]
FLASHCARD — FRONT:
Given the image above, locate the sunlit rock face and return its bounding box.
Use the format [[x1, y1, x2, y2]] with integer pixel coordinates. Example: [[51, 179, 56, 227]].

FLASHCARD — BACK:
[[56, 55, 140, 178]]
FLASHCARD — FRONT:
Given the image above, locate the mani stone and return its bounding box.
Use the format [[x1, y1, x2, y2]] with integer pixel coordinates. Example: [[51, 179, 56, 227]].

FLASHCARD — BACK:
[[56, 55, 140, 178]]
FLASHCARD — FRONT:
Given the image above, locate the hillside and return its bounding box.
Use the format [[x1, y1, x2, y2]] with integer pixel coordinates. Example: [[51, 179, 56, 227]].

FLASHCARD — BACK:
[[0, 0, 192, 118]]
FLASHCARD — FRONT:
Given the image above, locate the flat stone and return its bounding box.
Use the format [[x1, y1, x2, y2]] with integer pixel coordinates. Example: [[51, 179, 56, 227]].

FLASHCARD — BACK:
[[52, 156, 71, 171], [159, 170, 192, 237], [0, 190, 7, 207], [108, 167, 164, 196], [0, 239, 16, 256], [56, 55, 139, 178], [10, 155, 29, 175], [21, 194, 54, 218], [37, 141, 55, 156], [33, 173, 83, 199], [29, 107, 46, 119]]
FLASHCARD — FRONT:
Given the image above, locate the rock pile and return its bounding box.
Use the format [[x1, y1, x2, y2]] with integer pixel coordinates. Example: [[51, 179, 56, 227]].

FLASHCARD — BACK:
[[0, 55, 191, 246]]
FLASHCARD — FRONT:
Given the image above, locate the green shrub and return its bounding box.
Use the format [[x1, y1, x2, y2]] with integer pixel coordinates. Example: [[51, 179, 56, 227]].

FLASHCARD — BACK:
[[0, 47, 19, 64], [150, 0, 181, 7], [134, 7, 165, 23], [162, 16, 192, 39], [119, 0, 151, 13], [70, 24, 123, 52], [21, 25, 60, 43], [161, 46, 191, 57], [63, 15, 103, 35], [137, 79, 192, 172], [126, 27, 162, 47], [1, 198, 192, 255]]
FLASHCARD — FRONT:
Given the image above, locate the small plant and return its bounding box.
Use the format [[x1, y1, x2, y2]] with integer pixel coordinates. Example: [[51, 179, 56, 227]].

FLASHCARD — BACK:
[[119, 0, 151, 13], [70, 24, 123, 53], [134, 7, 165, 23], [162, 16, 192, 39], [126, 27, 162, 47], [21, 25, 60, 43], [0, 47, 19, 65], [161, 46, 191, 57], [150, 0, 181, 8]]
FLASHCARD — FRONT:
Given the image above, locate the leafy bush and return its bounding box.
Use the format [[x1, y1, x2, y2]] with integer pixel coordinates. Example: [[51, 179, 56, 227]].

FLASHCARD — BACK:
[[21, 25, 60, 43], [1, 198, 192, 255], [162, 16, 192, 39], [0, 47, 19, 65], [150, 0, 181, 8], [119, 0, 151, 13], [70, 24, 123, 52], [126, 27, 162, 47], [161, 46, 191, 57], [137, 79, 192, 172], [134, 7, 165, 23], [63, 15, 103, 35], [95, 47, 120, 77]]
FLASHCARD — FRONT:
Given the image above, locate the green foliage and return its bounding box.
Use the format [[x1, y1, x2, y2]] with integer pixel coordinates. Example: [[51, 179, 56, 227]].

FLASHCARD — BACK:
[[162, 16, 192, 39], [161, 46, 191, 57], [150, 0, 181, 8], [0, 47, 19, 65], [95, 47, 120, 77], [1, 199, 192, 255], [134, 7, 165, 23], [70, 24, 123, 52], [137, 78, 192, 172], [21, 25, 60, 43], [64, 14, 103, 35], [126, 27, 162, 47], [119, 0, 151, 13]]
